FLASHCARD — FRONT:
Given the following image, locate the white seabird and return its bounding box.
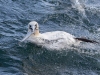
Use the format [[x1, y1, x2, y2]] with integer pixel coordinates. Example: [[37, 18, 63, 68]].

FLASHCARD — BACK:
[[21, 21, 97, 50]]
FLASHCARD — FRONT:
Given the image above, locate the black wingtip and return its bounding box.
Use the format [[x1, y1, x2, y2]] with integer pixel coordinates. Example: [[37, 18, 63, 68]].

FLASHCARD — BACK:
[[75, 38, 99, 43]]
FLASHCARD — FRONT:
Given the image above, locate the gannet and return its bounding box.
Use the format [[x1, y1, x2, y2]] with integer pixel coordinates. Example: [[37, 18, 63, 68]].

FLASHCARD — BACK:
[[21, 21, 97, 50]]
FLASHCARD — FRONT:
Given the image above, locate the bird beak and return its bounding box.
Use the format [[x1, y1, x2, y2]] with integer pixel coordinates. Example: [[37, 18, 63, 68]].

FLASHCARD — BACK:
[[21, 31, 32, 42]]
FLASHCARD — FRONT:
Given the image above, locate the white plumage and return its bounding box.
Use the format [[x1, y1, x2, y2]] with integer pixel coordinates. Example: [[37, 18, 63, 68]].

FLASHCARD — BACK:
[[21, 21, 82, 50]]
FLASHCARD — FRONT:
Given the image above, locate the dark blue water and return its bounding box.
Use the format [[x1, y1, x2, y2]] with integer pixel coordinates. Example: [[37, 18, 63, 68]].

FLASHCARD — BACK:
[[0, 0, 100, 75]]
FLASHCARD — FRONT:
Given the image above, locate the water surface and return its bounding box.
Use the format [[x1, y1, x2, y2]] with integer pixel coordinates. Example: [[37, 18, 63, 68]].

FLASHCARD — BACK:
[[0, 0, 100, 75]]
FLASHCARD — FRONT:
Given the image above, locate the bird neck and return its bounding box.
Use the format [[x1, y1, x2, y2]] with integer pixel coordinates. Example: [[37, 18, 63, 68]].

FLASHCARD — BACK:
[[34, 29, 40, 36]]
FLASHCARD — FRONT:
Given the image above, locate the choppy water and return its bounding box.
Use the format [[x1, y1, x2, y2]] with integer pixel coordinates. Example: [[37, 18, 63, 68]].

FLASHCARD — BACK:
[[0, 0, 100, 75]]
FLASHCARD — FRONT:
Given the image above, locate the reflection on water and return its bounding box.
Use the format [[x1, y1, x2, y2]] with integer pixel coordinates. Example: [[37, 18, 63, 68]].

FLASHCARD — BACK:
[[0, 0, 100, 75]]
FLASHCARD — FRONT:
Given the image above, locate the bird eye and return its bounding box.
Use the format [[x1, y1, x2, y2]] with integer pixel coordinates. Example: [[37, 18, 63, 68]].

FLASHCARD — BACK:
[[29, 25, 31, 28], [29, 25, 33, 30], [35, 24, 37, 27]]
